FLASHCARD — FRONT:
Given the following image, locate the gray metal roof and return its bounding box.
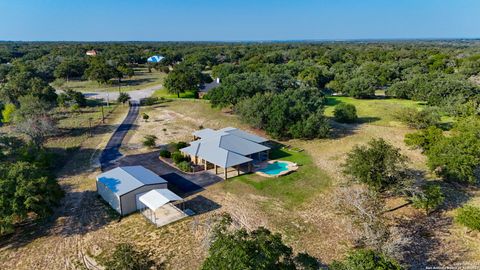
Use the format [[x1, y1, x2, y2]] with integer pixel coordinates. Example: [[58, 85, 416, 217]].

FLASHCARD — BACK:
[[96, 166, 167, 196], [182, 128, 270, 168], [192, 128, 217, 139], [139, 189, 182, 210], [192, 127, 269, 143], [219, 127, 269, 143]]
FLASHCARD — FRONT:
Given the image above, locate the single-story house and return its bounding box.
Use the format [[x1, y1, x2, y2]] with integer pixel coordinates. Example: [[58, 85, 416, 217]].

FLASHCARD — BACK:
[[180, 127, 270, 179], [147, 55, 165, 63], [96, 166, 168, 216], [198, 77, 220, 98]]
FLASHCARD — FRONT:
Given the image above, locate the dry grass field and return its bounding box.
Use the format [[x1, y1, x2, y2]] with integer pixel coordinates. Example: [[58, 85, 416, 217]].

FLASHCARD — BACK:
[[0, 97, 478, 269], [52, 67, 166, 93]]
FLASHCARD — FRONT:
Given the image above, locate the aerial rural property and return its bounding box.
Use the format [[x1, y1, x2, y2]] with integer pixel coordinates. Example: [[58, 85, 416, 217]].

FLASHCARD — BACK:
[[0, 1, 479, 269]]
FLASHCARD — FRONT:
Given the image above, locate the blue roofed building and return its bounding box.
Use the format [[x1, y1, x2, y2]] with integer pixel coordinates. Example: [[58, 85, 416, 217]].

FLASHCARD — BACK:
[[96, 166, 168, 215], [147, 55, 165, 63]]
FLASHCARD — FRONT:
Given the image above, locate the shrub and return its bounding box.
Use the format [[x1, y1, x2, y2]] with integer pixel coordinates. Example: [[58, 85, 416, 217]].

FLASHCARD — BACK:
[[342, 138, 406, 191], [140, 96, 159, 106], [404, 126, 444, 152], [395, 107, 440, 129], [456, 205, 480, 231], [159, 149, 171, 158], [334, 103, 358, 123], [172, 151, 186, 164], [142, 135, 157, 148], [177, 161, 191, 172], [117, 92, 131, 104], [142, 113, 149, 122], [411, 184, 445, 214], [103, 243, 156, 270], [1, 103, 15, 124], [330, 249, 403, 270], [175, 141, 188, 150]]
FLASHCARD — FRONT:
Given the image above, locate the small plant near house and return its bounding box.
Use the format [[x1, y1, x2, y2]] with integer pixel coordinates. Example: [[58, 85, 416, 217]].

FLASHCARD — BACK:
[[142, 112, 150, 122], [177, 161, 191, 172], [175, 141, 188, 150], [411, 183, 445, 215], [334, 103, 358, 123], [171, 151, 187, 164], [455, 205, 480, 231], [142, 134, 157, 148], [159, 149, 171, 158]]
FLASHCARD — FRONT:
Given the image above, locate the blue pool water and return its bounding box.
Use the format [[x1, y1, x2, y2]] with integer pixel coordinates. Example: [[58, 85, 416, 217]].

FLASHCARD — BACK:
[[259, 161, 289, 175]]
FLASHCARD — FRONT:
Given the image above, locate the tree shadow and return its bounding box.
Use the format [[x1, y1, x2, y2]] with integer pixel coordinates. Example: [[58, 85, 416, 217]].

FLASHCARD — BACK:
[[0, 189, 116, 250], [391, 170, 476, 268], [393, 212, 465, 268], [357, 116, 381, 124], [120, 77, 155, 87], [183, 195, 222, 215], [328, 121, 360, 139]]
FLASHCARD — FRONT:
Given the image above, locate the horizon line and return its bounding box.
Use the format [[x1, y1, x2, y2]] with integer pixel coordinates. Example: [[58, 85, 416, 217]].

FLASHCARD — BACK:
[[1, 37, 480, 43]]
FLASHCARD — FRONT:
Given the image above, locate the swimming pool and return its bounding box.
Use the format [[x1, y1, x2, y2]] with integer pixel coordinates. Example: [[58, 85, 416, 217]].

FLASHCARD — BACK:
[[258, 161, 290, 175]]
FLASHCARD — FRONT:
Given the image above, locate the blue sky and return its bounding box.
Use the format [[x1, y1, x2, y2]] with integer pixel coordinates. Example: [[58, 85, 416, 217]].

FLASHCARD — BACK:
[[0, 0, 479, 41]]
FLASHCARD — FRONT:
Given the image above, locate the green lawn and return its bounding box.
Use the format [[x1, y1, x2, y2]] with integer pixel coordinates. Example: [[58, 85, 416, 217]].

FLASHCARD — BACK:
[[52, 67, 166, 92], [225, 148, 331, 208], [152, 88, 197, 99], [325, 96, 427, 126]]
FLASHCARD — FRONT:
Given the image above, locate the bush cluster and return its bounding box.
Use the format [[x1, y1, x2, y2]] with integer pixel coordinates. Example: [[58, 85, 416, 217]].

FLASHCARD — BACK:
[[456, 205, 480, 231], [159, 149, 171, 158], [142, 135, 157, 148], [333, 103, 358, 123]]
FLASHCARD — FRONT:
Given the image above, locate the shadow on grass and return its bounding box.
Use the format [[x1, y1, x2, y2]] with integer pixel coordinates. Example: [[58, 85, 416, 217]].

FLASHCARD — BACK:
[[184, 195, 222, 215], [357, 116, 381, 124], [390, 170, 475, 268], [0, 189, 116, 250]]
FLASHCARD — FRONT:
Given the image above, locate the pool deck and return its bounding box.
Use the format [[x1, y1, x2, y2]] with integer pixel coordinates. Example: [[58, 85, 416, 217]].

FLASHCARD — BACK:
[[254, 160, 299, 178]]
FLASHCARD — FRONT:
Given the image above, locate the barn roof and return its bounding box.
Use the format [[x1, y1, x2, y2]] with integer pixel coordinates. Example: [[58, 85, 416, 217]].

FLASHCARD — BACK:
[[96, 166, 167, 196]]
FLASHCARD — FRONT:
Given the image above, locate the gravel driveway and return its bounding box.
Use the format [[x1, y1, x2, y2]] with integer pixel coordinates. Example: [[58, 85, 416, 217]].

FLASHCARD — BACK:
[[82, 83, 163, 102]]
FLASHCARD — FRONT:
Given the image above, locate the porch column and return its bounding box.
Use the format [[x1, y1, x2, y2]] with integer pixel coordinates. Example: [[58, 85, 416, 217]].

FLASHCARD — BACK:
[[224, 167, 228, 179], [237, 165, 240, 176], [215, 164, 218, 174], [248, 162, 252, 173], [204, 160, 208, 171]]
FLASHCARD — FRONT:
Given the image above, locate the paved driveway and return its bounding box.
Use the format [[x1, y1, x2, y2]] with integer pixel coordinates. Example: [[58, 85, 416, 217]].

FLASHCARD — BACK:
[[112, 151, 222, 197], [99, 102, 139, 170]]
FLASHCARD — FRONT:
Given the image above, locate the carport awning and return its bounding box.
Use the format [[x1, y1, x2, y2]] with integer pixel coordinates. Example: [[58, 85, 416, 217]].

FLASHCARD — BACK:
[[139, 189, 183, 211]]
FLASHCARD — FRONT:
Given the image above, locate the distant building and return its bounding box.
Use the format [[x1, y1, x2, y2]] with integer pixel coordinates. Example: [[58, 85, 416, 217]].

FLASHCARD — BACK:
[[199, 77, 220, 98], [147, 55, 165, 63], [86, 50, 97, 56]]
